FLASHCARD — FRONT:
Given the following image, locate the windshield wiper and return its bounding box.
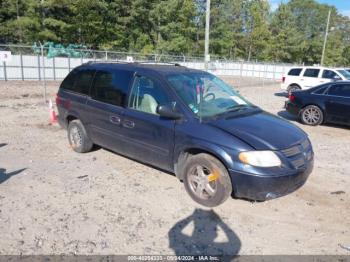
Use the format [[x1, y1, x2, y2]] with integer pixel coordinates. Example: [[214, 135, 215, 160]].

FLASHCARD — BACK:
[[207, 105, 255, 120], [226, 104, 252, 112], [201, 105, 259, 121]]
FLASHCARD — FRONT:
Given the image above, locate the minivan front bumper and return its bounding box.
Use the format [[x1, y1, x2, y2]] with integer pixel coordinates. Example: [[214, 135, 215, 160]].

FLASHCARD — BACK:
[[229, 159, 313, 201]]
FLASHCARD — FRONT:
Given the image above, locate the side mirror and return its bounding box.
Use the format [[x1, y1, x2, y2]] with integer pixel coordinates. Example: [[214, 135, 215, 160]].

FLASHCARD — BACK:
[[157, 104, 182, 119]]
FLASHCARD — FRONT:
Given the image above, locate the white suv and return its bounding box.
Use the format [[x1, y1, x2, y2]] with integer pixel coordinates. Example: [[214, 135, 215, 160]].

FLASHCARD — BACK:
[[281, 66, 350, 93]]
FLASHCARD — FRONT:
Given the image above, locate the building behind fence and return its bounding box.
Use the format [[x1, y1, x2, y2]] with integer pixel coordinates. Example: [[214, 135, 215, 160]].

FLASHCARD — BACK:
[[0, 44, 296, 81]]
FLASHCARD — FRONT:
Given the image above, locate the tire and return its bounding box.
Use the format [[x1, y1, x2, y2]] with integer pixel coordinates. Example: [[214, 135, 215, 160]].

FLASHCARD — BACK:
[[183, 153, 232, 207], [67, 119, 93, 153], [288, 84, 301, 95], [300, 105, 324, 126]]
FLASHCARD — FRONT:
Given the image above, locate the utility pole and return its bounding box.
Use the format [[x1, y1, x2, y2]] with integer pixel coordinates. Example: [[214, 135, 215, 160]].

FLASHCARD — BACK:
[[204, 0, 211, 70], [39, 42, 47, 104], [16, 0, 19, 19], [321, 9, 331, 66], [16, 0, 22, 43]]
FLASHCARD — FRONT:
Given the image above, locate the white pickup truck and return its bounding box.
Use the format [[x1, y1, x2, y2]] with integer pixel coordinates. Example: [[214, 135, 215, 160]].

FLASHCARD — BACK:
[[281, 66, 350, 93]]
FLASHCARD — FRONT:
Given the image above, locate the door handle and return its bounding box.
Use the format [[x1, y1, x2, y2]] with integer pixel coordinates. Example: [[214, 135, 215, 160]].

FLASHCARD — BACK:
[[109, 115, 121, 125], [123, 120, 135, 129]]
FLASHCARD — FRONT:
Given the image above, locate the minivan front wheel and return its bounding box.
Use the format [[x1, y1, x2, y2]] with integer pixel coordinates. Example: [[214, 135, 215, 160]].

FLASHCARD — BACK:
[[183, 153, 232, 207], [301, 105, 324, 126], [67, 119, 93, 153]]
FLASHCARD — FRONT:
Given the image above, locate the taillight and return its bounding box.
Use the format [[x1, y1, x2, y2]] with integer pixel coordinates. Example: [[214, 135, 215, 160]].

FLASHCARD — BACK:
[[55, 94, 62, 106], [289, 94, 296, 101], [282, 76, 286, 83], [56, 94, 71, 109], [65, 100, 71, 109]]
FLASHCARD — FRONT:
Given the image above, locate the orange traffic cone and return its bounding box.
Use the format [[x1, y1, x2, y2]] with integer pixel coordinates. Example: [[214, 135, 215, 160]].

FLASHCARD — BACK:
[[49, 99, 58, 123]]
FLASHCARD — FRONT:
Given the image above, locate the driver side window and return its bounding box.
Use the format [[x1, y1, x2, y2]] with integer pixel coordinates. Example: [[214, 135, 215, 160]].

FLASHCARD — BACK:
[[128, 75, 170, 115], [322, 70, 340, 80]]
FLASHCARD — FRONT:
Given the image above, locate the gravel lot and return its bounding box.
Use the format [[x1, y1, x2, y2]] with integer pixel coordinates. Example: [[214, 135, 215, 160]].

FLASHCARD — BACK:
[[0, 77, 349, 256]]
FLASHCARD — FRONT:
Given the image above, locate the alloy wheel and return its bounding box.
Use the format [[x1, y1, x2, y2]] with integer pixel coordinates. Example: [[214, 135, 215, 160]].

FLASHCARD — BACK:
[[188, 165, 218, 200], [70, 126, 83, 148], [302, 107, 321, 125]]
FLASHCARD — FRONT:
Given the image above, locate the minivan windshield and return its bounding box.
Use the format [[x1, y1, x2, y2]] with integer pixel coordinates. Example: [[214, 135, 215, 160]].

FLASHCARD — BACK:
[[167, 72, 256, 118], [337, 70, 350, 80]]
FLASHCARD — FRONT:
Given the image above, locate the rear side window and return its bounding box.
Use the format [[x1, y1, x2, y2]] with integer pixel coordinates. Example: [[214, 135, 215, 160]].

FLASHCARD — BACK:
[[288, 68, 302, 76], [60, 70, 78, 91], [60, 69, 94, 95], [313, 85, 329, 95], [91, 69, 133, 106], [328, 84, 350, 97], [322, 70, 339, 79], [303, 69, 320, 78], [74, 70, 95, 95]]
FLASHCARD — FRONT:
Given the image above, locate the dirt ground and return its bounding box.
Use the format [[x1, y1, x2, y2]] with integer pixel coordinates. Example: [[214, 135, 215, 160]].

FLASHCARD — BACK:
[[0, 77, 349, 256]]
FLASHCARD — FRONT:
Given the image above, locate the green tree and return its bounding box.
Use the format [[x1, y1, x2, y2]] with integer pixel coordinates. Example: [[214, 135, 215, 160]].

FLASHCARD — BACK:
[[0, 0, 350, 65], [99, 0, 131, 50], [268, 0, 350, 66], [243, 0, 271, 61], [39, 0, 75, 43], [153, 0, 197, 55], [0, 0, 40, 43], [269, 3, 303, 63], [208, 0, 244, 59]]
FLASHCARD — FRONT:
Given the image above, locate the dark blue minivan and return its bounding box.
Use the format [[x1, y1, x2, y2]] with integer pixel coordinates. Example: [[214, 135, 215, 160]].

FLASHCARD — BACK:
[[57, 62, 314, 207]]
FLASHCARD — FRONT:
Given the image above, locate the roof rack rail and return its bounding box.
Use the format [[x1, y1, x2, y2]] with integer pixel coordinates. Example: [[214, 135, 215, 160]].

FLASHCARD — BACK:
[[136, 61, 183, 67], [84, 60, 130, 65], [82, 60, 184, 67]]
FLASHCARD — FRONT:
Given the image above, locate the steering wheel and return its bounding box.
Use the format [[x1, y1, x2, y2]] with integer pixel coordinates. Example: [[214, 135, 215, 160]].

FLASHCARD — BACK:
[[203, 92, 215, 101]]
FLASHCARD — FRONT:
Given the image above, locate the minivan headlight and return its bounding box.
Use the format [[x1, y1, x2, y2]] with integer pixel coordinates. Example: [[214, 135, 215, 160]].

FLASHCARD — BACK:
[[238, 151, 281, 167]]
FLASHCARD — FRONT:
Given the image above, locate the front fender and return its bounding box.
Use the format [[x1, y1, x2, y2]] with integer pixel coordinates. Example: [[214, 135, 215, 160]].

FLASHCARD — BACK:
[[174, 138, 240, 181]]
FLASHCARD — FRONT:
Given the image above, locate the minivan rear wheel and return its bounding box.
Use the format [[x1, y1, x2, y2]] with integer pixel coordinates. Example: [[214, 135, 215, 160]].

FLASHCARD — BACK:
[[183, 153, 232, 207], [67, 119, 93, 153], [300, 105, 324, 126]]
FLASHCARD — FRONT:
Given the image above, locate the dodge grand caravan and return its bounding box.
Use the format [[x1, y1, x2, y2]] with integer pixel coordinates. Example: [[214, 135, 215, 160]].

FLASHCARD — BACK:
[[57, 62, 314, 207]]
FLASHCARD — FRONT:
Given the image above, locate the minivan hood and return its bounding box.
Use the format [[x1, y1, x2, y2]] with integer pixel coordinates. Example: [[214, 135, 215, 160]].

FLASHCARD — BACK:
[[208, 111, 307, 150]]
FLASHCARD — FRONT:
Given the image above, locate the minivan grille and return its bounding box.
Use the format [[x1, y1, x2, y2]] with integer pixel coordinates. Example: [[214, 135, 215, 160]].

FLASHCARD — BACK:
[[291, 158, 305, 169], [281, 146, 301, 157], [280, 139, 313, 169]]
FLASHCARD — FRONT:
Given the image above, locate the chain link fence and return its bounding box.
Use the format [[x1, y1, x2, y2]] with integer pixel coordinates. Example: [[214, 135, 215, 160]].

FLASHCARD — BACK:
[[0, 44, 296, 82]]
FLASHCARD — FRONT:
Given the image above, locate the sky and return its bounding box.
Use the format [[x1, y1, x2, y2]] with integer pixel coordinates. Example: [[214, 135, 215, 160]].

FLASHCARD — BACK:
[[269, 0, 350, 17]]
